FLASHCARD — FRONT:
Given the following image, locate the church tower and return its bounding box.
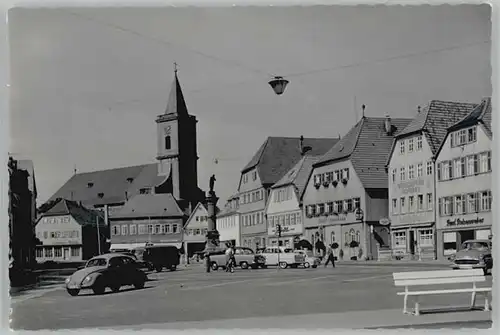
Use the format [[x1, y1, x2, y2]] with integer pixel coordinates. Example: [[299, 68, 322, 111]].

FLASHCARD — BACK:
[[156, 69, 201, 202]]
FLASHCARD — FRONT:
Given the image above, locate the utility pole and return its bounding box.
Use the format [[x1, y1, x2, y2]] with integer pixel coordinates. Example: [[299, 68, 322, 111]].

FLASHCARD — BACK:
[[276, 224, 282, 269], [96, 215, 101, 255]]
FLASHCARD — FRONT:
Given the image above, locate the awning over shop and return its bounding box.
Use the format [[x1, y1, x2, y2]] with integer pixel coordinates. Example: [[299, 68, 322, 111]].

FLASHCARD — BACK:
[[110, 243, 146, 251], [146, 242, 183, 249]]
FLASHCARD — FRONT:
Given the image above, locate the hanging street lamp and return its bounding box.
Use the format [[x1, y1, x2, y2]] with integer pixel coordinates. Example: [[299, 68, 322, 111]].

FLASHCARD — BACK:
[[268, 76, 289, 95]]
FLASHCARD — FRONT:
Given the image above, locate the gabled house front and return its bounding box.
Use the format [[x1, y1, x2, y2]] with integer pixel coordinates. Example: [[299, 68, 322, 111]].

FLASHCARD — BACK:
[[386, 100, 478, 260], [433, 98, 492, 260], [183, 202, 210, 259], [303, 115, 411, 261], [238, 136, 338, 251], [35, 198, 107, 262], [265, 155, 320, 248]]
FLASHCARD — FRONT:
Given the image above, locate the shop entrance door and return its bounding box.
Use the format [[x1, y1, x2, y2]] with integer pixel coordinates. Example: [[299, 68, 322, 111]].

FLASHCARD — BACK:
[[409, 230, 415, 255], [458, 230, 475, 250]]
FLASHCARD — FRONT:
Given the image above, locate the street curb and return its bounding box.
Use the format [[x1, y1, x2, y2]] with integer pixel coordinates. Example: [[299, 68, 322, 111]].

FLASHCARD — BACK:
[[93, 308, 492, 330]]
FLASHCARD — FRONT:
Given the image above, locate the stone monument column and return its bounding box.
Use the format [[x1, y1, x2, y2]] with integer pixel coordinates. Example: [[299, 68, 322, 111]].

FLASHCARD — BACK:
[[204, 175, 220, 272]]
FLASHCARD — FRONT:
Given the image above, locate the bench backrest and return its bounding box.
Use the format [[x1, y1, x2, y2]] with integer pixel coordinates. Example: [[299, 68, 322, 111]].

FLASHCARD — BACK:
[[393, 269, 485, 287]]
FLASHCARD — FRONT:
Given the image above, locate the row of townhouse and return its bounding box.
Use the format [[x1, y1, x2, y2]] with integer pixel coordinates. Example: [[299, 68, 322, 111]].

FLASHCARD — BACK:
[[223, 97, 491, 262], [388, 98, 492, 261]]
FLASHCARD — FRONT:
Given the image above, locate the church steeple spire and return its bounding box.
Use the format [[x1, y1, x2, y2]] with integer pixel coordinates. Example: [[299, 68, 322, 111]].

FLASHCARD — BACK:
[[164, 64, 188, 117]]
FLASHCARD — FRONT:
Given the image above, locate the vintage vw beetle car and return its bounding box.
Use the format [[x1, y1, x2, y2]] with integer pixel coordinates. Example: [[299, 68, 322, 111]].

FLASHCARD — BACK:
[[451, 239, 493, 275], [65, 254, 148, 296]]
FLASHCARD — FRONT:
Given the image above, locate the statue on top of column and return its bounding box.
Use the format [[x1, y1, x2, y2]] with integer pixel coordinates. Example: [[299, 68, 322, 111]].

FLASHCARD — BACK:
[[209, 174, 216, 195]]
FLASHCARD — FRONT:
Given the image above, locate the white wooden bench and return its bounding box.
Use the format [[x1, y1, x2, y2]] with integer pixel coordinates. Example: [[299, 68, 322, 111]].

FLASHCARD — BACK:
[[393, 269, 491, 316]]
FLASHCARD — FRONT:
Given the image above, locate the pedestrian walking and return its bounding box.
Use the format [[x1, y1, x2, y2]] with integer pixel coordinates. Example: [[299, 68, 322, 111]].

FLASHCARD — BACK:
[[225, 243, 235, 273], [324, 244, 336, 268]]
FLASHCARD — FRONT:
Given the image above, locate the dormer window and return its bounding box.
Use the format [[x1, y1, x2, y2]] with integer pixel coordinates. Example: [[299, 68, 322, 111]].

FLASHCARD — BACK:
[[87, 182, 94, 188], [98, 192, 104, 198]]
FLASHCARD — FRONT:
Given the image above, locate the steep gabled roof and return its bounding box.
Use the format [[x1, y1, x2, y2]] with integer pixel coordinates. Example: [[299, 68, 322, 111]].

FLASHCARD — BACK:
[[242, 137, 338, 186], [449, 97, 491, 135], [316, 117, 412, 189], [398, 100, 478, 155], [39, 198, 104, 226], [112, 193, 184, 219], [47, 164, 160, 208], [435, 97, 492, 158], [272, 155, 320, 201], [184, 202, 208, 227]]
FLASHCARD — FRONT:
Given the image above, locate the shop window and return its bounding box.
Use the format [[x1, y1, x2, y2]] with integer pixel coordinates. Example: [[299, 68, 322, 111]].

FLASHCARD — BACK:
[[130, 224, 137, 235], [419, 229, 433, 247], [121, 225, 128, 236], [476, 229, 491, 240], [54, 247, 62, 258], [36, 248, 43, 258], [393, 232, 406, 248], [71, 247, 80, 257], [112, 226, 120, 236], [44, 248, 53, 258], [443, 232, 457, 256]]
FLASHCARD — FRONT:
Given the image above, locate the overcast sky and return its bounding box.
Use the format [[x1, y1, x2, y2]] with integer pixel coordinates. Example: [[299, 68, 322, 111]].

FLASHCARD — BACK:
[[8, 5, 491, 205]]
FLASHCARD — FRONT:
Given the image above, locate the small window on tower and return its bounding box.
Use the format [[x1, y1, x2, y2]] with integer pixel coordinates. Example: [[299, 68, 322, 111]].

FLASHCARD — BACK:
[[165, 136, 171, 150]]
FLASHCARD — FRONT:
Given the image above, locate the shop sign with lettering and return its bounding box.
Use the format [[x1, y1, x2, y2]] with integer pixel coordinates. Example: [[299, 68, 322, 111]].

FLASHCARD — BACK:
[[446, 217, 485, 227], [318, 214, 347, 224], [398, 179, 425, 195]]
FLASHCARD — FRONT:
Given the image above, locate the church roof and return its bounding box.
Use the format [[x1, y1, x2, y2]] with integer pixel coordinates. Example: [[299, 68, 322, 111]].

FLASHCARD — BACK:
[[38, 198, 104, 226], [111, 193, 185, 219], [316, 116, 412, 189], [242, 137, 338, 186], [157, 72, 189, 121], [47, 163, 161, 208]]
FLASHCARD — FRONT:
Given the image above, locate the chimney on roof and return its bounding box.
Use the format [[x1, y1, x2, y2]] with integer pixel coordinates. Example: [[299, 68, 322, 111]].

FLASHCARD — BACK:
[[299, 135, 312, 155], [384, 114, 392, 135]]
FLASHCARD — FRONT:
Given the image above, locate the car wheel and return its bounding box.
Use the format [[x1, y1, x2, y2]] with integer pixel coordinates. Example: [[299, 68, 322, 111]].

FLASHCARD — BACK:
[[170, 265, 177, 271], [155, 265, 163, 273], [92, 281, 106, 295], [304, 262, 311, 268], [134, 280, 145, 289], [211, 262, 219, 271], [66, 288, 80, 296], [279, 262, 288, 269], [240, 262, 249, 270], [110, 284, 120, 293]]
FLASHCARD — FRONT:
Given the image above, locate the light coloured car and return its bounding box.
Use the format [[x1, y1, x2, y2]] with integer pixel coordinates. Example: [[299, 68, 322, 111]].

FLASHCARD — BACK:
[[295, 250, 321, 268], [65, 254, 147, 296], [451, 239, 492, 275], [260, 246, 306, 269]]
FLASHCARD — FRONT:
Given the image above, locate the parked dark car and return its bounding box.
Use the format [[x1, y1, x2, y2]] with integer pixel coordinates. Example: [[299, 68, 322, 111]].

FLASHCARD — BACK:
[[143, 245, 180, 272], [64, 254, 147, 296]]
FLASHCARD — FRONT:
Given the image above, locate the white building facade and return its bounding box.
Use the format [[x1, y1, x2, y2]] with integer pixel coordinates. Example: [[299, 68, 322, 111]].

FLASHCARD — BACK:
[[216, 194, 241, 247], [388, 133, 436, 260], [435, 99, 492, 260]]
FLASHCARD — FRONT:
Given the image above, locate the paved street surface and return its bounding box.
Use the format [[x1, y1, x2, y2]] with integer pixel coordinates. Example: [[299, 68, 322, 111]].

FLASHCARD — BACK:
[[11, 263, 493, 330]]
